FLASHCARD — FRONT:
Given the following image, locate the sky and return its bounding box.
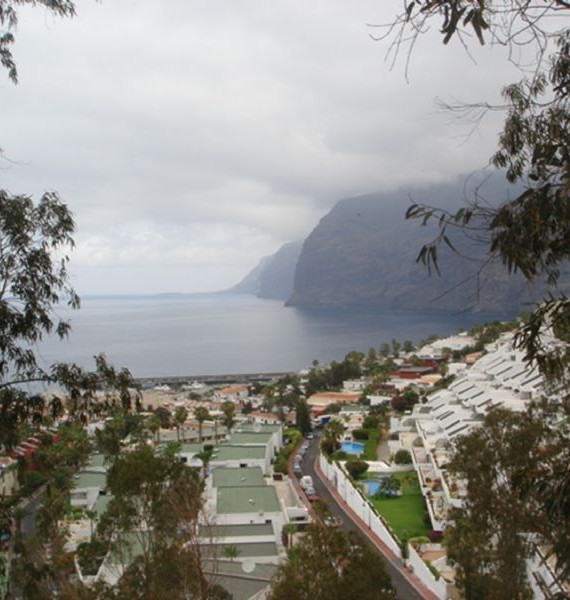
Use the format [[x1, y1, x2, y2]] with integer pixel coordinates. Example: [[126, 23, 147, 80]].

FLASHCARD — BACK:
[[1, 1, 524, 294]]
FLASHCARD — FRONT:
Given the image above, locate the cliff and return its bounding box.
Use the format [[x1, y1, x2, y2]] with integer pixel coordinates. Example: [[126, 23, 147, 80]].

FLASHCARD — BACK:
[[229, 240, 303, 301], [286, 179, 563, 312]]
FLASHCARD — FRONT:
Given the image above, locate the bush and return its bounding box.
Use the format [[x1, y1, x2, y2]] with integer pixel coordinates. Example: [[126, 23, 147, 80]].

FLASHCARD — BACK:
[[345, 460, 369, 479], [273, 456, 288, 475], [393, 449, 412, 465], [362, 415, 379, 429], [427, 530, 444, 543], [352, 429, 370, 440]]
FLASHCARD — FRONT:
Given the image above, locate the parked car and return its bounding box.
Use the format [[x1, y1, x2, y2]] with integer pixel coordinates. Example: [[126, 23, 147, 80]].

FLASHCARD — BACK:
[[305, 487, 319, 502]]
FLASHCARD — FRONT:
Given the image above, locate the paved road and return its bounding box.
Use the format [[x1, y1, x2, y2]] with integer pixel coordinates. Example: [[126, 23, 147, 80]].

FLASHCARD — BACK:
[[299, 435, 425, 600]]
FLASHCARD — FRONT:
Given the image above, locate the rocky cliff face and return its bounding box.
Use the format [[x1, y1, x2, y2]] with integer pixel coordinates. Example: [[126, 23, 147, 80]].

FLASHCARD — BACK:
[[286, 180, 564, 312], [230, 240, 303, 301]]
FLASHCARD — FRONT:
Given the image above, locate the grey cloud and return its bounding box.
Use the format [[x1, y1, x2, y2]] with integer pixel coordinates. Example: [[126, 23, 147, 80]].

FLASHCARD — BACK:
[[1, 0, 524, 293]]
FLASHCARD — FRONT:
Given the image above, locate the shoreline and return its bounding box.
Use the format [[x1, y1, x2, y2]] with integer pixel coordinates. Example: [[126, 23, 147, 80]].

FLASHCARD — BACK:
[[134, 370, 295, 387]]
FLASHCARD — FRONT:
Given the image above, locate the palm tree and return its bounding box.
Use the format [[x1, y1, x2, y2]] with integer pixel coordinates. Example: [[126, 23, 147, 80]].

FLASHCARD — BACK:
[[222, 545, 240, 562], [147, 414, 161, 444], [174, 406, 188, 442], [194, 406, 210, 443], [220, 402, 235, 435], [323, 420, 344, 451]]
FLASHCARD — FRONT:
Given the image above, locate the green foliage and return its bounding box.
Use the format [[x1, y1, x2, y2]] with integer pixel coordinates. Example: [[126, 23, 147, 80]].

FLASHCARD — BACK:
[[273, 427, 302, 473], [445, 408, 570, 595], [345, 460, 369, 479], [295, 398, 312, 436], [0, 0, 76, 84], [220, 401, 236, 433], [351, 428, 369, 440], [268, 524, 395, 600], [77, 539, 109, 576], [362, 414, 380, 429], [393, 449, 412, 465]]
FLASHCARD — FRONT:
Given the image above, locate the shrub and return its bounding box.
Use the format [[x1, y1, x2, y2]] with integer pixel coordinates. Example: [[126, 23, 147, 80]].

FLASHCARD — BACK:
[[352, 429, 370, 441], [362, 415, 379, 429], [346, 460, 369, 479], [427, 530, 444, 543], [393, 449, 412, 465], [273, 455, 289, 475]]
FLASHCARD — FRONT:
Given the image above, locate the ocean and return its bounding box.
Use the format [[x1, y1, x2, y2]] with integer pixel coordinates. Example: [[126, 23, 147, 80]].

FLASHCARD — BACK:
[[35, 293, 515, 378]]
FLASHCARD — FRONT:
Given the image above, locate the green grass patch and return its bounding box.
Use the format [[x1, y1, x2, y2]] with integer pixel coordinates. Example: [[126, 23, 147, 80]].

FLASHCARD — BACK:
[[361, 428, 381, 460], [369, 471, 429, 541]]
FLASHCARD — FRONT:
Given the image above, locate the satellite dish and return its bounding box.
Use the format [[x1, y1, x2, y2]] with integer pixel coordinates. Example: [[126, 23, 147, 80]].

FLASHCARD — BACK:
[[242, 559, 256, 573]]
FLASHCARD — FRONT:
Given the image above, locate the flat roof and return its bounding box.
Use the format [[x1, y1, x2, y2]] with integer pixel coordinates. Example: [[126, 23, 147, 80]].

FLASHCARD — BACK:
[[74, 471, 106, 490], [203, 560, 277, 600], [201, 541, 279, 559], [199, 523, 274, 538], [217, 486, 280, 514], [212, 467, 265, 488], [180, 443, 203, 455], [212, 446, 266, 461], [86, 454, 106, 469], [93, 494, 112, 518], [227, 432, 273, 445], [236, 423, 281, 433]]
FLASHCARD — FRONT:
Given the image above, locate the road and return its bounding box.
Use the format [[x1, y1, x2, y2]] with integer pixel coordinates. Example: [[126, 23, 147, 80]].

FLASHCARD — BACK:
[[299, 435, 426, 600]]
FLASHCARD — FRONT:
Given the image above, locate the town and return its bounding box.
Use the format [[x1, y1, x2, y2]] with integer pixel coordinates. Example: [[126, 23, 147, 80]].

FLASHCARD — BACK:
[[0, 319, 566, 599]]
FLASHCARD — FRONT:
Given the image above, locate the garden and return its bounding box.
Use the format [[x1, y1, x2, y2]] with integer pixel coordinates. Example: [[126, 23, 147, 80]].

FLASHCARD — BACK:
[[367, 471, 430, 541]]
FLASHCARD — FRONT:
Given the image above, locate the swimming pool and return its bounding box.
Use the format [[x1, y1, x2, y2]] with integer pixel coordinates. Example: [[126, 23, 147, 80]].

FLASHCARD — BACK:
[[341, 441, 365, 455], [364, 479, 383, 495]]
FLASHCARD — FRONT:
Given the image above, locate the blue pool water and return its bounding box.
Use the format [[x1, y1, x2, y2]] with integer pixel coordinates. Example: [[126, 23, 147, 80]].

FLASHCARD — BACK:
[[341, 441, 365, 455], [364, 480, 383, 495]]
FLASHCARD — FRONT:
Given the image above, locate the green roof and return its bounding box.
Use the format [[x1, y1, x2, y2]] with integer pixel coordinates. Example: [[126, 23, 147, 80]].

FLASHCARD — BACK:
[[212, 467, 264, 488], [199, 523, 274, 538], [180, 443, 203, 455], [86, 453, 106, 469], [93, 494, 112, 518], [201, 542, 279, 559], [74, 471, 107, 490], [203, 560, 278, 600], [217, 486, 280, 514], [237, 423, 280, 433], [228, 432, 273, 445], [212, 446, 266, 461]]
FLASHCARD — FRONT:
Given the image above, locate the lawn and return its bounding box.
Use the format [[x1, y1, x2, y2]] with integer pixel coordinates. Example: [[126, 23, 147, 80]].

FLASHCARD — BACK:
[[369, 471, 430, 541], [361, 428, 381, 460]]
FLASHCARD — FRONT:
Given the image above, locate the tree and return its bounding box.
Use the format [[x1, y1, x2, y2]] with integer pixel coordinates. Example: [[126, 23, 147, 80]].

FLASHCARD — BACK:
[[321, 420, 344, 455], [442, 409, 560, 598], [382, 1, 570, 380], [174, 406, 188, 442], [381, 1, 570, 590], [193, 406, 210, 443], [345, 460, 369, 479], [269, 524, 395, 600], [98, 444, 218, 599], [393, 449, 412, 465], [376, 475, 401, 498], [295, 399, 312, 436], [222, 545, 240, 562], [220, 401, 235, 434]]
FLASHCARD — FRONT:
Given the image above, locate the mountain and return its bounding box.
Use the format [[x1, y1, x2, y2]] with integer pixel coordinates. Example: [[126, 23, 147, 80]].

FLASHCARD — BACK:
[[230, 240, 303, 301], [286, 178, 567, 312]]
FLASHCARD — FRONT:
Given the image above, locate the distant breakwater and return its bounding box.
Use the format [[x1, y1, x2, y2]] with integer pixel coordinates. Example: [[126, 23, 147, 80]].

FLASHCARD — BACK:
[[134, 371, 294, 388]]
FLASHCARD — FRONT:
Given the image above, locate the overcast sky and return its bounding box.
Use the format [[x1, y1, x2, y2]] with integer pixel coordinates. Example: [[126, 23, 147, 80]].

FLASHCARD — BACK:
[[1, 1, 522, 294]]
